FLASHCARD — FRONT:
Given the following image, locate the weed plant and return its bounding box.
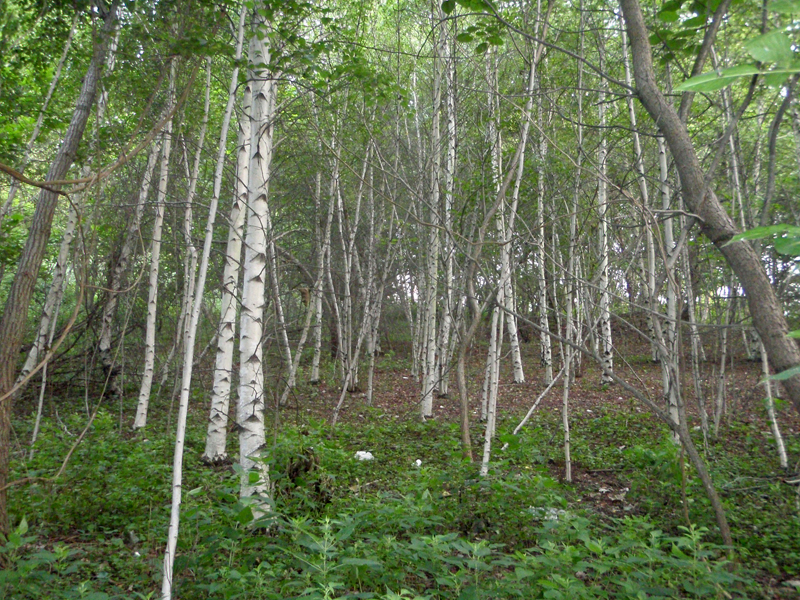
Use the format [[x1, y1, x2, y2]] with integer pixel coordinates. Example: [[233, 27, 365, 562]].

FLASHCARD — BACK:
[[4, 407, 790, 599]]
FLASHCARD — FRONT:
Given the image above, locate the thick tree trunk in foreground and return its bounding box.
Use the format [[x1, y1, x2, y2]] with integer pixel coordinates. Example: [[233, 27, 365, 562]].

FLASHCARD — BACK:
[[620, 0, 800, 416], [0, 2, 118, 537], [237, 11, 275, 506]]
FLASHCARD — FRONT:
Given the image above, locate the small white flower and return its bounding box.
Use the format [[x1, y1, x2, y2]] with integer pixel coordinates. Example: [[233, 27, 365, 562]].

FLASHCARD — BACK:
[[355, 451, 374, 461], [415, 459, 422, 467]]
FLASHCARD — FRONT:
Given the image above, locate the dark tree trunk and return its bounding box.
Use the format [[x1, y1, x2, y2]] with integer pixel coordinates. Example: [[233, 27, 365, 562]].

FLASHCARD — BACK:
[[0, 2, 119, 537], [619, 0, 800, 417]]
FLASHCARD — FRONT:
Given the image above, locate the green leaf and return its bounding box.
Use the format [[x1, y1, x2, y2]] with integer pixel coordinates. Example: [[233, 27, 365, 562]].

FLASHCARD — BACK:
[[585, 539, 604, 554], [763, 70, 792, 87], [650, 31, 668, 44], [773, 235, 800, 255], [727, 224, 800, 244], [745, 30, 794, 63], [786, 330, 800, 338], [235, 505, 254, 525], [442, 0, 456, 14], [674, 64, 760, 91], [769, 365, 800, 381], [475, 42, 489, 54], [515, 567, 537, 580], [682, 15, 707, 28], [658, 9, 680, 21], [456, 32, 474, 43], [770, 0, 800, 13], [456, 0, 492, 10]]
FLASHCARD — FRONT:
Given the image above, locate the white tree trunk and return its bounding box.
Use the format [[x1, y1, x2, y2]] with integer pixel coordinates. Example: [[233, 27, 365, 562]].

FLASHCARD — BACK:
[[134, 62, 176, 430], [536, 98, 553, 385], [237, 13, 274, 505], [597, 47, 613, 385], [480, 314, 502, 477], [97, 141, 161, 394], [658, 135, 680, 434], [437, 20, 457, 398], [562, 0, 581, 481], [161, 56, 224, 600], [421, 14, 443, 419], [324, 128, 345, 380], [311, 142, 336, 384], [309, 103, 327, 385], [714, 283, 735, 435], [201, 7, 248, 464], [760, 341, 788, 469]]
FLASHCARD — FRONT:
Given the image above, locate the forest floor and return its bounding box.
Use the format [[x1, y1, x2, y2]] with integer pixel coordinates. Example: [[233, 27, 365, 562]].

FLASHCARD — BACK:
[[286, 316, 800, 595], [7, 315, 800, 599]]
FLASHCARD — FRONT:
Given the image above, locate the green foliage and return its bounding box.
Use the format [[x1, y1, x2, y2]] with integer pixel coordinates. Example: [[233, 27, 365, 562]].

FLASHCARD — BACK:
[[7, 411, 774, 599], [674, 0, 800, 90], [0, 211, 26, 269], [15, 411, 174, 534]]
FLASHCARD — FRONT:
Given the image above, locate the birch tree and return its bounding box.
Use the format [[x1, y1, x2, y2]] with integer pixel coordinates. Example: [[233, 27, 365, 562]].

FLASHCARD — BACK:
[[202, 9, 249, 464], [420, 2, 444, 419], [596, 40, 613, 385], [134, 61, 176, 429], [237, 4, 275, 504], [162, 37, 241, 592]]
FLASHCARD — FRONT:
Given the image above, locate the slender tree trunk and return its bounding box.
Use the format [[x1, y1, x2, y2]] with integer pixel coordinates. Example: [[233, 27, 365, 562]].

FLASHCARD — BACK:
[[657, 135, 680, 438], [311, 140, 336, 384], [202, 9, 249, 463], [597, 42, 613, 385], [560, 0, 584, 482], [134, 61, 176, 429], [421, 5, 443, 418], [760, 341, 788, 469], [324, 129, 345, 379], [438, 18, 457, 398], [480, 314, 502, 476], [0, 2, 119, 536], [161, 57, 218, 600], [536, 94, 553, 385], [309, 104, 328, 385], [714, 284, 735, 434]]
